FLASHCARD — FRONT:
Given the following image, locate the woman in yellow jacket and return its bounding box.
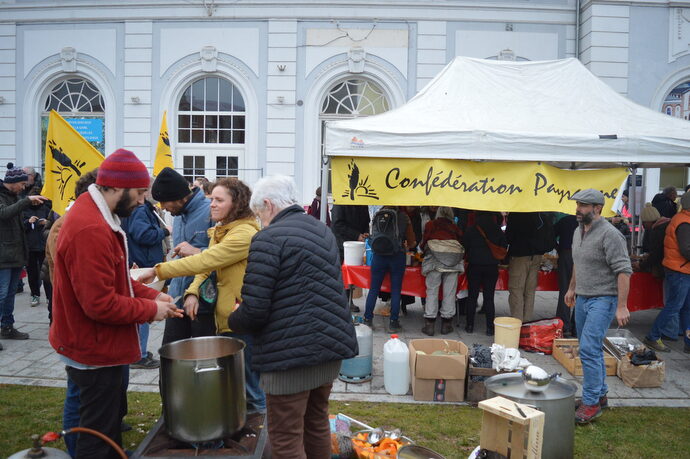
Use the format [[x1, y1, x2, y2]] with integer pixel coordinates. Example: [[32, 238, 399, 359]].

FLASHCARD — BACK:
[[138, 177, 264, 412]]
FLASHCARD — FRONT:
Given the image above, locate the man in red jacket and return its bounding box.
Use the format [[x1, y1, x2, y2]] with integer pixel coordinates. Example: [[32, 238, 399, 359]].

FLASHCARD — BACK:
[[49, 149, 181, 458]]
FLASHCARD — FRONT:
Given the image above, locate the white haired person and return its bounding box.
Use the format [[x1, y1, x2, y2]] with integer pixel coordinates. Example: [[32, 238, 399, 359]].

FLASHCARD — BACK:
[[229, 175, 357, 459]]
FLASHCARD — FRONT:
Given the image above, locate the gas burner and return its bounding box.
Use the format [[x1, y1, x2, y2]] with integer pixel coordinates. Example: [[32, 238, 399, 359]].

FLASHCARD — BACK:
[[131, 412, 269, 458]]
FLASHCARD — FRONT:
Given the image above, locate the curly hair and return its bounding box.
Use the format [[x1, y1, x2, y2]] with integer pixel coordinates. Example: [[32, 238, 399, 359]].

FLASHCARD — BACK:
[[75, 168, 99, 197], [212, 177, 253, 223]]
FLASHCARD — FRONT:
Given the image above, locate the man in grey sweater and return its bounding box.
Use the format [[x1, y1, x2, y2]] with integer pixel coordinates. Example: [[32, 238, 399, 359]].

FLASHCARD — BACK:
[[565, 188, 631, 425]]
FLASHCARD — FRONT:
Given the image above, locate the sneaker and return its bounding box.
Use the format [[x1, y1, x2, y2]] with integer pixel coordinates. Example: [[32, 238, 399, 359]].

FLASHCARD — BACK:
[[643, 337, 671, 353], [131, 356, 160, 369], [388, 320, 402, 333], [661, 334, 679, 342], [576, 395, 608, 410], [1, 326, 29, 340], [30, 295, 40, 307], [575, 403, 602, 425]]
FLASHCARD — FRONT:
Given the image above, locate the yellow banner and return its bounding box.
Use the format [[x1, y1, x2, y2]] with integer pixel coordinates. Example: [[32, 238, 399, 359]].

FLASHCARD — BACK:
[[331, 157, 628, 216], [41, 111, 105, 215], [153, 111, 173, 176]]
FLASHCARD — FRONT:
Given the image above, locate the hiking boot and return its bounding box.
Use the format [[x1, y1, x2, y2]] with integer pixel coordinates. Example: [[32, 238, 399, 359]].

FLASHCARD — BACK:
[[441, 318, 454, 335], [644, 337, 671, 353], [30, 295, 40, 307], [131, 355, 160, 369], [362, 318, 374, 329], [576, 395, 608, 410], [575, 403, 602, 425], [388, 320, 402, 333], [1, 326, 29, 340], [421, 318, 435, 336]]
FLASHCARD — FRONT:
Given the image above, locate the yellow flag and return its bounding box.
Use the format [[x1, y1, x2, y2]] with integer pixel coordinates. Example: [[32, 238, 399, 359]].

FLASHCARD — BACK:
[[153, 111, 173, 176], [40, 110, 105, 215], [331, 157, 628, 216]]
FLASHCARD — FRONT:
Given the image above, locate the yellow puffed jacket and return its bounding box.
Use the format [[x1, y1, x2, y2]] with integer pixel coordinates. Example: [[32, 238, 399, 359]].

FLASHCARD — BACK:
[[154, 216, 260, 334]]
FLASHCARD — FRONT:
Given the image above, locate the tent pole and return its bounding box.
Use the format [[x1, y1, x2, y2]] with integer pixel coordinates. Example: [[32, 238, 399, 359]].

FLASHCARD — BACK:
[[320, 155, 330, 224], [630, 166, 637, 254]]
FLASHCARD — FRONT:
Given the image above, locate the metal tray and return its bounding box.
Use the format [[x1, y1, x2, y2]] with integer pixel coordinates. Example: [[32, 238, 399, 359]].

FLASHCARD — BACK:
[[604, 328, 645, 360]]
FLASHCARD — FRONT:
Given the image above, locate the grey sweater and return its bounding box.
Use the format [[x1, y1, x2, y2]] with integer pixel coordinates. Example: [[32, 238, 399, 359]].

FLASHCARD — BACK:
[[572, 217, 632, 297]]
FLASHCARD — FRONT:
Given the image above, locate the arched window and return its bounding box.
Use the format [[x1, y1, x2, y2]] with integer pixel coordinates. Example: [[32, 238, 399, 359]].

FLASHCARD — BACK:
[[666, 106, 673, 115], [41, 78, 106, 156], [177, 76, 246, 181]]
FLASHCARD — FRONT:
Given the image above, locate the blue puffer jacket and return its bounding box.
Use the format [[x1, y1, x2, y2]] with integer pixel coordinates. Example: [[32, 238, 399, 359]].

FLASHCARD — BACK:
[[229, 205, 358, 372], [121, 201, 167, 268], [167, 189, 212, 306]]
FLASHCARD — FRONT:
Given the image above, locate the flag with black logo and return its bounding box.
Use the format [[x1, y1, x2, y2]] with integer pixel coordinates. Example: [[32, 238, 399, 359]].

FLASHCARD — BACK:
[[41, 110, 105, 215], [154, 111, 173, 176]]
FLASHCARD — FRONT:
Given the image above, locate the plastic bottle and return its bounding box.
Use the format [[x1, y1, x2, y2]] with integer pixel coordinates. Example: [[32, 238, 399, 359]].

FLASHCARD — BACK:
[[383, 334, 410, 395]]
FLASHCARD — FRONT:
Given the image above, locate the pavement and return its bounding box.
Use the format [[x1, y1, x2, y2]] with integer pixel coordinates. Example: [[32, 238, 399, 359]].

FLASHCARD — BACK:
[[1, 287, 689, 407]]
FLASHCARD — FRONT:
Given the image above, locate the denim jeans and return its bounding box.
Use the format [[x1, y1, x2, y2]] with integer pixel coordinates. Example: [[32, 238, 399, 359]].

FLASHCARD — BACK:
[[575, 295, 617, 406], [222, 332, 266, 413], [364, 252, 406, 322], [0, 267, 22, 328], [138, 323, 149, 359], [648, 270, 690, 346]]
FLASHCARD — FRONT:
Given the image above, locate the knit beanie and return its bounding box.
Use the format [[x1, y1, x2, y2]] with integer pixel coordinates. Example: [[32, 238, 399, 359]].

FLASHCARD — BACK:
[[681, 192, 690, 210], [640, 203, 660, 222], [151, 167, 191, 202], [4, 162, 29, 184], [96, 149, 150, 189]]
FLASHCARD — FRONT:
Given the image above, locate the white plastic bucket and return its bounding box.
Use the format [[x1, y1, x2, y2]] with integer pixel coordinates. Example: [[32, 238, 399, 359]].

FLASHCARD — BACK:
[[343, 241, 365, 266], [383, 334, 410, 395], [493, 317, 522, 349]]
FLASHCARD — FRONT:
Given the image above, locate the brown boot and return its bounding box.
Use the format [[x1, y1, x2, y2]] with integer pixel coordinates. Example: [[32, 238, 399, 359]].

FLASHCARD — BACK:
[[421, 318, 436, 336], [441, 318, 454, 335]]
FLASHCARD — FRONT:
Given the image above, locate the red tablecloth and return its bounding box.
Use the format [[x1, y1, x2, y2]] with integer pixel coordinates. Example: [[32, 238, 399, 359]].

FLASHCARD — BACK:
[[341, 265, 662, 312]]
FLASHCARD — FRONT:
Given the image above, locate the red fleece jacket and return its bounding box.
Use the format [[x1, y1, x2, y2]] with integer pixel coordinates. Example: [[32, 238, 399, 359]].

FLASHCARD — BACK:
[[49, 190, 159, 366]]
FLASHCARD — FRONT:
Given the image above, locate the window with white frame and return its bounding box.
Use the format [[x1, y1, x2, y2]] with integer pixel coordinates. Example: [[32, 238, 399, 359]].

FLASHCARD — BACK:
[[177, 77, 245, 144], [216, 156, 239, 178], [182, 155, 206, 182]]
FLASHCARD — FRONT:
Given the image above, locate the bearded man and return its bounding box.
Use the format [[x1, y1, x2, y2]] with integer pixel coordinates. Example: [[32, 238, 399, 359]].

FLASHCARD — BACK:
[[565, 188, 631, 425], [49, 149, 181, 458]]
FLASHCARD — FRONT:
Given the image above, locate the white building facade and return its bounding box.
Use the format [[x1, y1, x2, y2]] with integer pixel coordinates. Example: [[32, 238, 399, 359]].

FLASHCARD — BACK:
[[1, 0, 689, 204]]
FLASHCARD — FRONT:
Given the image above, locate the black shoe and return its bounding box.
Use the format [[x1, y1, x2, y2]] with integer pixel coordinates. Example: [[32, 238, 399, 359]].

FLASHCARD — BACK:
[[684, 342, 690, 354], [388, 320, 402, 333], [441, 318, 454, 335], [486, 326, 495, 336], [422, 319, 435, 336], [121, 422, 132, 432], [464, 324, 474, 334], [16, 284, 23, 293], [362, 318, 373, 329], [1, 326, 29, 340], [400, 304, 408, 316], [350, 304, 361, 313], [131, 356, 160, 369]]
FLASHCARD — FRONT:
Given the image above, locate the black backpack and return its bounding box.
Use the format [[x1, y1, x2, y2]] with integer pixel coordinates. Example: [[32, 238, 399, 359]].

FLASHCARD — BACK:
[[532, 212, 556, 254], [370, 209, 400, 255]]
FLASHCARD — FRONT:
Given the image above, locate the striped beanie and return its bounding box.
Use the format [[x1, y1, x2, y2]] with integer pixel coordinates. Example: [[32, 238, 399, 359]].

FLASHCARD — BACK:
[[96, 149, 150, 189], [4, 162, 28, 184]]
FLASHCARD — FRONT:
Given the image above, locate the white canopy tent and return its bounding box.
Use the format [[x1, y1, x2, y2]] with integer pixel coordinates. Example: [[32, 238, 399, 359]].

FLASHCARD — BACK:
[[324, 56, 690, 169]]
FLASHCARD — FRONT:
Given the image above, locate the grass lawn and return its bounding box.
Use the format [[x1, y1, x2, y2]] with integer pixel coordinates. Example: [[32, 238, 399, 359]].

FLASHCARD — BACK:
[[1, 384, 688, 458]]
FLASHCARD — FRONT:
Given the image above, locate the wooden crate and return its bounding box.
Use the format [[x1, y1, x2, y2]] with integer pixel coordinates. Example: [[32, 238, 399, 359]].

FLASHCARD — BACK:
[[552, 338, 618, 376], [479, 396, 545, 459], [467, 366, 517, 403]]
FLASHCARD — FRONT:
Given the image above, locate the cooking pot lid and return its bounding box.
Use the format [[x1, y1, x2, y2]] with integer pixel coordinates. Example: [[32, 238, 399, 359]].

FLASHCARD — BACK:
[[485, 373, 576, 400], [397, 445, 446, 459]]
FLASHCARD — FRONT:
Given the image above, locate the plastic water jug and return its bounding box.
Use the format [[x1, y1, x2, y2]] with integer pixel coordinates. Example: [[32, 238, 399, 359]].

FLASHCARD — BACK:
[[383, 334, 410, 395], [339, 320, 373, 383]]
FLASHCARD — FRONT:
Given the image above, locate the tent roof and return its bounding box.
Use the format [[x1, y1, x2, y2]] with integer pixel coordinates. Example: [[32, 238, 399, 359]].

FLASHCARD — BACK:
[[324, 57, 690, 168]]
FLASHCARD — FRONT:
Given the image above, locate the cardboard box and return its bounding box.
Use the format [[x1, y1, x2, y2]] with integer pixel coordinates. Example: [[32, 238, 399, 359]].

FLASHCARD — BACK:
[[617, 356, 665, 388], [408, 339, 469, 402], [552, 339, 618, 376]]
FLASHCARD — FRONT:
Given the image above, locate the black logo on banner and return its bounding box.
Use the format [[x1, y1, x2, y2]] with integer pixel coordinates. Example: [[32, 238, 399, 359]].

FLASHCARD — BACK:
[[161, 129, 170, 149], [47, 139, 86, 200], [342, 159, 379, 200]]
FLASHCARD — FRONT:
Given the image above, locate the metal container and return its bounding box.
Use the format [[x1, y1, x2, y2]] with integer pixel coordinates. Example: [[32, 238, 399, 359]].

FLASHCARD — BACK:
[[604, 328, 645, 360], [159, 336, 246, 443], [486, 373, 577, 459], [339, 322, 373, 382]]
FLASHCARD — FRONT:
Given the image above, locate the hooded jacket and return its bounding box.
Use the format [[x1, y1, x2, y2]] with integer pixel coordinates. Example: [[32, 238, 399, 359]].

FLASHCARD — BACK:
[[0, 181, 31, 268], [229, 205, 358, 372], [49, 185, 160, 366]]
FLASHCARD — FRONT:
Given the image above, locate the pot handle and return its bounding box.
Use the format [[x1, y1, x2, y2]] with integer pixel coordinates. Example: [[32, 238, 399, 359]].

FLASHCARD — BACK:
[[194, 361, 223, 374]]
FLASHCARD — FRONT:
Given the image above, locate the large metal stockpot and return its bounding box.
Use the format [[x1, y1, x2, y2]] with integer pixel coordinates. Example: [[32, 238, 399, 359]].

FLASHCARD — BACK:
[[485, 373, 577, 459], [159, 336, 247, 443]]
